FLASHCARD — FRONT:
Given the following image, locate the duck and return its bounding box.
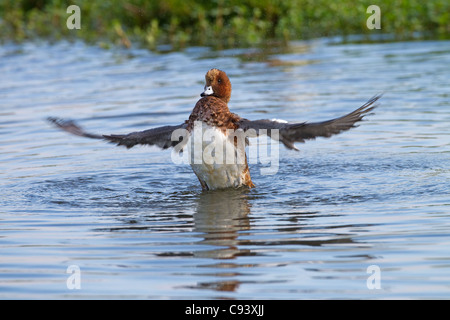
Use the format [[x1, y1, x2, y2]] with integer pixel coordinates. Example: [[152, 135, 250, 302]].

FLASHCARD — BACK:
[[49, 68, 381, 190]]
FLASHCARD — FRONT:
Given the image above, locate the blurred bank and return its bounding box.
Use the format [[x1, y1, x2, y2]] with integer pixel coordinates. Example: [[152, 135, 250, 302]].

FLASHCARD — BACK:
[[0, 0, 449, 50]]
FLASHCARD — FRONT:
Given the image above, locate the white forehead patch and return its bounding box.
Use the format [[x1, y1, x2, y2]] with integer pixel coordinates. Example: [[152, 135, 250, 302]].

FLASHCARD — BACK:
[[202, 86, 214, 96]]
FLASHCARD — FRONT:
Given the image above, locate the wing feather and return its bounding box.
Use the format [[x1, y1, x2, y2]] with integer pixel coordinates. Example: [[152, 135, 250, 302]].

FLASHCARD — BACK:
[[48, 117, 187, 149], [237, 94, 381, 150]]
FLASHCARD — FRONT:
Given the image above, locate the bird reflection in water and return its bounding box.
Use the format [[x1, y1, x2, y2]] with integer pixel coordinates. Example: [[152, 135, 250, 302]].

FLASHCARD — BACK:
[[194, 188, 251, 259], [190, 188, 253, 292]]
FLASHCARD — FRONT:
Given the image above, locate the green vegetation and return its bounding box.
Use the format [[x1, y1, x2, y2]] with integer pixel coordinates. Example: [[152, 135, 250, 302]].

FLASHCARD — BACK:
[[0, 0, 449, 50]]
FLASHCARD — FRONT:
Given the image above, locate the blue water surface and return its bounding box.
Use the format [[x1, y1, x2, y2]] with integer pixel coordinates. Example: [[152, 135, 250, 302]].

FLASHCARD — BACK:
[[0, 39, 449, 299]]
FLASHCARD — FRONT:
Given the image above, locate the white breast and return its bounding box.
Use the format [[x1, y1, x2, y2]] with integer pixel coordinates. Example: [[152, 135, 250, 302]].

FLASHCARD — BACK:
[[186, 122, 249, 190]]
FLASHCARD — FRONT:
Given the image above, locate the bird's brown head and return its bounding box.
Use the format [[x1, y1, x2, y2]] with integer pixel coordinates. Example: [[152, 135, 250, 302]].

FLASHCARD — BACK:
[[200, 68, 232, 104]]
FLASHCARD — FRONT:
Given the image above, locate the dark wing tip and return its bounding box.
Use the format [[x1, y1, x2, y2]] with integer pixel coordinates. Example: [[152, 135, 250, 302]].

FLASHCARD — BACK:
[[47, 117, 104, 139], [47, 116, 71, 127], [336, 93, 382, 125], [358, 93, 383, 114]]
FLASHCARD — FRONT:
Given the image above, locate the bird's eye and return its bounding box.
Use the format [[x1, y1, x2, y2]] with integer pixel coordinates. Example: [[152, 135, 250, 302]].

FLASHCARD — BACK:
[[218, 79, 222, 83]]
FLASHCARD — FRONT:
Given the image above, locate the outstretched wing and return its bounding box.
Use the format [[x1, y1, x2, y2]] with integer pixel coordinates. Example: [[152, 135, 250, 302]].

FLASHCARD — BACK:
[[237, 94, 381, 150], [48, 117, 187, 149]]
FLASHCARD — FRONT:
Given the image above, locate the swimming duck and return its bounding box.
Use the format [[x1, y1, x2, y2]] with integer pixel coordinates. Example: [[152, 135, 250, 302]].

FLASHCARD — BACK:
[[49, 68, 381, 190]]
